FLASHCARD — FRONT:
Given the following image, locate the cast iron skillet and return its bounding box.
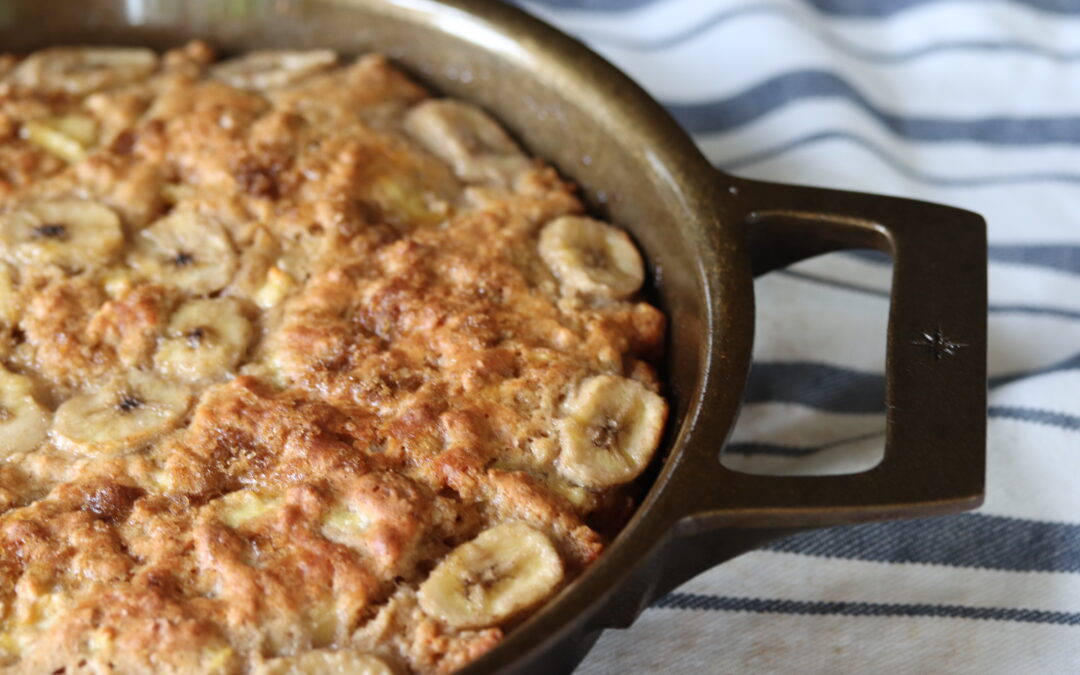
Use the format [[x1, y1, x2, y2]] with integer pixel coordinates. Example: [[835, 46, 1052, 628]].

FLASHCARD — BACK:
[[0, 0, 988, 672]]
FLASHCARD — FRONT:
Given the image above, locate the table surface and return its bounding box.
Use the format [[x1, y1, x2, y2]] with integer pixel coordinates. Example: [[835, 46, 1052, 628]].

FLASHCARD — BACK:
[[512, 1, 1080, 673]]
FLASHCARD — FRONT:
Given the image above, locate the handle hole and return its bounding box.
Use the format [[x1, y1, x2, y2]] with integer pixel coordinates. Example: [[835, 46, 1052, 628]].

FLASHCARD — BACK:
[[721, 249, 893, 476]]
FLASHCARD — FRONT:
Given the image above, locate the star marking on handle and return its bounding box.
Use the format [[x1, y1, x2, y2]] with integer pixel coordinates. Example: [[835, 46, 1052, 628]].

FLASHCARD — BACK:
[[912, 328, 967, 361]]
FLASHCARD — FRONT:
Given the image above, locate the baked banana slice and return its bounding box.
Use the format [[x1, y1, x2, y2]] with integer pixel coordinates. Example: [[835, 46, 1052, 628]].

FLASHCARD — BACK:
[[252, 266, 297, 309], [418, 522, 564, 629], [154, 297, 253, 382], [129, 212, 237, 295], [210, 50, 337, 90], [538, 216, 644, 299], [216, 489, 283, 530], [10, 47, 157, 95], [23, 114, 98, 162], [256, 648, 394, 675], [52, 371, 191, 456], [404, 99, 531, 186], [0, 366, 49, 456], [556, 374, 666, 488], [0, 199, 123, 272]]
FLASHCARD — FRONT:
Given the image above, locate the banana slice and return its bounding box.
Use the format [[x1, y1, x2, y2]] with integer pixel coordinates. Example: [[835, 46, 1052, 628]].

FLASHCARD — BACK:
[[129, 212, 237, 295], [418, 522, 563, 629], [556, 375, 666, 488], [216, 489, 283, 530], [256, 648, 394, 675], [210, 50, 337, 90], [23, 114, 99, 162], [0, 366, 49, 456], [404, 99, 530, 186], [52, 371, 191, 456], [161, 182, 195, 206], [0, 199, 123, 272], [154, 297, 253, 382], [10, 47, 157, 95], [252, 266, 297, 309], [538, 216, 644, 299]]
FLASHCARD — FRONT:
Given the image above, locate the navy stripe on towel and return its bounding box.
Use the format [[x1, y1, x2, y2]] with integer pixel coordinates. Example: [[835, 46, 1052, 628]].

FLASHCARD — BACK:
[[989, 405, 1080, 432], [653, 592, 1080, 626], [768, 513, 1080, 573], [667, 70, 1080, 144], [725, 440, 874, 457], [774, 269, 1080, 321], [745, 361, 884, 412], [804, 0, 1080, 18], [725, 405, 1080, 457], [577, 4, 1080, 63], [717, 131, 1080, 186], [523, 0, 1080, 17], [520, 0, 656, 10], [744, 355, 1080, 415], [989, 245, 1080, 274], [848, 245, 1080, 275]]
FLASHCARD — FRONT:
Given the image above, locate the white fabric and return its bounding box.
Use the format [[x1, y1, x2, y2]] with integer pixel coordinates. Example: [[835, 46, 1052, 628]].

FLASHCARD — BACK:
[[516, 0, 1080, 672]]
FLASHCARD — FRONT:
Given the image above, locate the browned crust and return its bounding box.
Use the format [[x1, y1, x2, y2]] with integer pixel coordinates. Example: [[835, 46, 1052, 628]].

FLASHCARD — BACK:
[[0, 42, 665, 674]]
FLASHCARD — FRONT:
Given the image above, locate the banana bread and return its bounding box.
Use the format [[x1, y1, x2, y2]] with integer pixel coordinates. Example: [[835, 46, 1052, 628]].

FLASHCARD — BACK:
[[0, 42, 666, 674]]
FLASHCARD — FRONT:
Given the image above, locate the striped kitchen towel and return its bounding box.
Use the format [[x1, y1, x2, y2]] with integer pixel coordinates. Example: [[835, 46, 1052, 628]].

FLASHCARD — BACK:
[[514, 0, 1080, 673]]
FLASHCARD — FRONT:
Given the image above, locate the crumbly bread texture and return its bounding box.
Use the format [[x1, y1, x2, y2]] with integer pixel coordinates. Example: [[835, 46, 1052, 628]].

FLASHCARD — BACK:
[[0, 43, 667, 674]]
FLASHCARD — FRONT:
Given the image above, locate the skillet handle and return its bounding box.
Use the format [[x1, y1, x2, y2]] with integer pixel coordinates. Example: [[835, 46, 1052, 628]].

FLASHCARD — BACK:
[[670, 176, 987, 534]]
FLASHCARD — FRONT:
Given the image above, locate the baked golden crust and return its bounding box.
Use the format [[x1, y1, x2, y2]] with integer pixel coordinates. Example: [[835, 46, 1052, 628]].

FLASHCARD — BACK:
[[0, 43, 666, 673]]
